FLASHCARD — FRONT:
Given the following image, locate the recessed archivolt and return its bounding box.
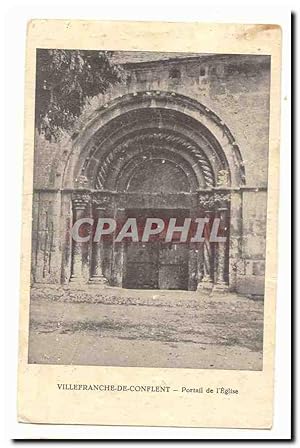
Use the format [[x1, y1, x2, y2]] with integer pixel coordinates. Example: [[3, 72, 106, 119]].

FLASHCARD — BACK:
[[114, 146, 200, 192], [94, 132, 215, 191], [118, 155, 195, 193], [77, 110, 227, 187], [62, 91, 245, 189]]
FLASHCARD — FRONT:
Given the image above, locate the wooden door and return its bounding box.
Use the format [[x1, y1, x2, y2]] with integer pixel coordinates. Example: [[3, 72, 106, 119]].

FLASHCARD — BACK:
[[123, 208, 190, 290], [158, 242, 189, 290], [124, 241, 159, 289]]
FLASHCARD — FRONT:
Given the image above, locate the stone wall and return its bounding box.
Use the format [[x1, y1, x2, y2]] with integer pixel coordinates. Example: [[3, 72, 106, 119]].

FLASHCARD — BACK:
[[31, 53, 270, 295]]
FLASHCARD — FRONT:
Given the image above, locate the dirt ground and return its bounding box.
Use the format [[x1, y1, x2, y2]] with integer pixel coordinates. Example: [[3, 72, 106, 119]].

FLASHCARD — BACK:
[[28, 286, 264, 371]]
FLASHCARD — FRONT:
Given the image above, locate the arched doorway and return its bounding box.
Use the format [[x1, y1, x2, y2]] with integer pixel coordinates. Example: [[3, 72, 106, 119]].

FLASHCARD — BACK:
[[118, 156, 193, 290], [63, 91, 245, 292]]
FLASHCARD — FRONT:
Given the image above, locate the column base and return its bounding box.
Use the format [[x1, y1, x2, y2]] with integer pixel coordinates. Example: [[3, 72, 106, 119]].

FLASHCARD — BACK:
[[213, 282, 229, 293], [89, 275, 108, 285], [197, 278, 213, 292], [69, 275, 85, 283], [69, 275, 89, 287]]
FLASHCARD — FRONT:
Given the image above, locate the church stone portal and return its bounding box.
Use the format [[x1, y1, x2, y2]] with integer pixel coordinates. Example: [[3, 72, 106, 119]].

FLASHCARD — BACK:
[[63, 92, 240, 292], [31, 54, 270, 297]]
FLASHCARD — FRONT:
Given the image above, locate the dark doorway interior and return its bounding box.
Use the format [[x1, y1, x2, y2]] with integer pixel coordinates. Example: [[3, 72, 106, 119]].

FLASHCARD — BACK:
[[123, 209, 190, 290]]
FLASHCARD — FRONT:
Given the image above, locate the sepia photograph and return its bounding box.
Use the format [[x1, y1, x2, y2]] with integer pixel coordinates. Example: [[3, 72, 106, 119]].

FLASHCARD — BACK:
[[28, 49, 270, 371], [13, 17, 284, 430]]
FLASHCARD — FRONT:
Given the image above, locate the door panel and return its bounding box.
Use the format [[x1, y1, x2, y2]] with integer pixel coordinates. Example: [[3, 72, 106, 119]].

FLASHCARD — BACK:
[[159, 243, 189, 290], [125, 261, 159, 289], [123, 209, 190, 290], [124, 242, 159, 289]]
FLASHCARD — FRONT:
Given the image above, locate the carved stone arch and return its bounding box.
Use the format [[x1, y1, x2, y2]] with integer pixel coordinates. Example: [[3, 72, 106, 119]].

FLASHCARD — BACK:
[[94, 131, 215, 191], [74, 112, 227, 190], [119, 156, 194, 193], [114, 147, 200, 193], [60, 91, 246, 292], [61, 91, 246, 189]]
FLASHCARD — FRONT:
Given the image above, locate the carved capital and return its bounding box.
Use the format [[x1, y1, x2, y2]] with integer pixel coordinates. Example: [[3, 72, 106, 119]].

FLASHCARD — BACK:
[[72, 193, 90, 210], [92, 193, 112, 210], [214, 192, 230, 209], [197, 192, 215, 210], [198, 192, 230, 210]]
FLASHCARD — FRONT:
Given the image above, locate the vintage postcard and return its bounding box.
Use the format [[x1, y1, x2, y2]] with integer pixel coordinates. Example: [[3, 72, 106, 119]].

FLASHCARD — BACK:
[[18, 20, 281, 428]]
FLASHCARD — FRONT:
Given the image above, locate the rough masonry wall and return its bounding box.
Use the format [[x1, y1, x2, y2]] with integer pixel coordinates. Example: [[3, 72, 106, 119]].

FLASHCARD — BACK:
[[33, 55, 270, 190], [32, 54, 270, 294]]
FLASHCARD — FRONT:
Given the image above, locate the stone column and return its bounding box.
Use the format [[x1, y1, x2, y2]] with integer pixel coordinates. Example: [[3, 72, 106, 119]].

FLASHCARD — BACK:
[[229, 191, 242, 291], [197, 209, 213, 291], [111, 207, 126, 287], [188, 208, 199, 291], [70, 194, 91, 283], [90, 206, 108, 284], [214, 206, 229, 291]]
